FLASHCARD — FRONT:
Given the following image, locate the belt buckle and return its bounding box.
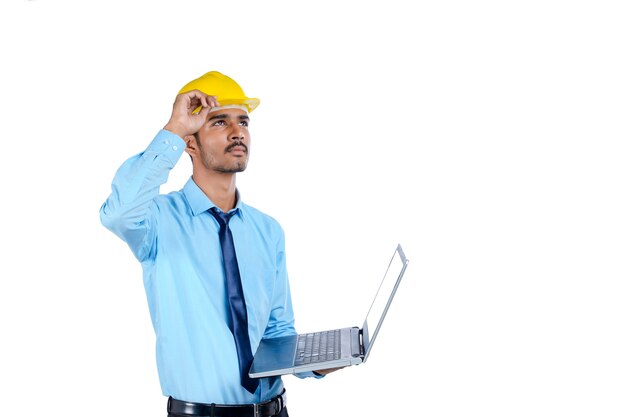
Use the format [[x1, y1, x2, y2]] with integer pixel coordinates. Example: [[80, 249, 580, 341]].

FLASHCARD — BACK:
[[253, 403, 260, 417]]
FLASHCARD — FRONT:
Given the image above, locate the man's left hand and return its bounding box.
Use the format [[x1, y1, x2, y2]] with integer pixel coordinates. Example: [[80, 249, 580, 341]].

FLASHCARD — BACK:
[[314, 367, 345, 376]]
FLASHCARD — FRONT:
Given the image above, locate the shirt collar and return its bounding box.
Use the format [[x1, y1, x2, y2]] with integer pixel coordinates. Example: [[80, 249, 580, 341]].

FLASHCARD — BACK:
[[183, 177, 245, 219]]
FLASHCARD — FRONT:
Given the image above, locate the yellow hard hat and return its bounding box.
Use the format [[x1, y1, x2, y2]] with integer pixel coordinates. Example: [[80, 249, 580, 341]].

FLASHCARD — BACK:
[[178, 71, 260, 113]]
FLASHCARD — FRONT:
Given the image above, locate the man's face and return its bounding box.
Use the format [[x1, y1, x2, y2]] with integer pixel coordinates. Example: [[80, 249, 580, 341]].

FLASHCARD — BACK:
[[192, 108, 251, 173]]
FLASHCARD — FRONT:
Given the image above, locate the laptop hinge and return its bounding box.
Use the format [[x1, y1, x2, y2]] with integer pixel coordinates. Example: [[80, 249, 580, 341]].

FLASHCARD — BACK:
[[350, 327, 362, 357], [359, 329, 364, 356]]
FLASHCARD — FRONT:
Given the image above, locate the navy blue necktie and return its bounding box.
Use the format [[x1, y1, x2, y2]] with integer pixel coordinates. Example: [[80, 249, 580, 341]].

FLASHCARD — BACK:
[[209, 207, 259, 394]]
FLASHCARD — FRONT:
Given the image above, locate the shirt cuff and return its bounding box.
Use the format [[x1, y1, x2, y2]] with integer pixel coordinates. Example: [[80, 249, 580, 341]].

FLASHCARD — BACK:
[[146, 129, 186, 164], [295, 370, 325, 379]]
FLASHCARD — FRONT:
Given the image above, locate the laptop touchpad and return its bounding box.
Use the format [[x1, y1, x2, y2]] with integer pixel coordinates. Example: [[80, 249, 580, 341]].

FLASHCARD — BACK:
[[253, 335, 298, 371]]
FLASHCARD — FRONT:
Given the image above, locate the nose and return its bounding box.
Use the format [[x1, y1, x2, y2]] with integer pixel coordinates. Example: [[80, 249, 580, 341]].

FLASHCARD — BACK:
[[229, 125, 246, 141]]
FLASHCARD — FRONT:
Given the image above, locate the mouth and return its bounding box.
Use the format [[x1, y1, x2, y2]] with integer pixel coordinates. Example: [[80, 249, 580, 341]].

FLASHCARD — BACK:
[[226, 143, 248, 155]]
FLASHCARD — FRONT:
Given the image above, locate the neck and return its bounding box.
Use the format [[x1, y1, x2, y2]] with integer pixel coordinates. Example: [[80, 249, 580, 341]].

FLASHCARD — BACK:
[[192, 170, 238, 212]]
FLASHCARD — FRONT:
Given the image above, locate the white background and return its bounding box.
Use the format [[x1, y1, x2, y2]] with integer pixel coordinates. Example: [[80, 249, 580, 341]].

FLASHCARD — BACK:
[[0, 0, 625, 416]]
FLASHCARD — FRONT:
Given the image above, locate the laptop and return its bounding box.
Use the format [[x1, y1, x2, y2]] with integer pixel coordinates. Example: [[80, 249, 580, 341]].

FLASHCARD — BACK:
[[249, 244, 409, 378]]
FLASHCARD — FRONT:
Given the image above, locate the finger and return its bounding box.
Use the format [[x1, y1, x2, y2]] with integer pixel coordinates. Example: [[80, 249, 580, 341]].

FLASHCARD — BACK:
[[196, 105, 212, 121], [189, 92, 218, 111], [184, 89, 208, 98], [196, 94, 208, 109], [208, 95, 220, 108], [180, 89, 209, 105]]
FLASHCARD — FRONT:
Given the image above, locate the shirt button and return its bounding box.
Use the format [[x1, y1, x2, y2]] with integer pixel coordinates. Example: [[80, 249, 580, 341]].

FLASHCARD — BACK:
[[172, 145, 178, 151]]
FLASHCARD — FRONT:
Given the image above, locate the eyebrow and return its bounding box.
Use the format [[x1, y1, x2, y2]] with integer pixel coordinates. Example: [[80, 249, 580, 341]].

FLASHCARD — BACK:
[[208, 114, 250, 122]]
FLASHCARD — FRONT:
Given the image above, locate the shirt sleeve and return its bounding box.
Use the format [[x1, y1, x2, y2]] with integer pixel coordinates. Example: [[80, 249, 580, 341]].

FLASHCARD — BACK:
[[99, 130, 185, 262]]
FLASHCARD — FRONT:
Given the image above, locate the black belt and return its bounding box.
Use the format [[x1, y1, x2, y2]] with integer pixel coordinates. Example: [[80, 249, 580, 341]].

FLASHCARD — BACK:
[[168, 390, 287, 417]]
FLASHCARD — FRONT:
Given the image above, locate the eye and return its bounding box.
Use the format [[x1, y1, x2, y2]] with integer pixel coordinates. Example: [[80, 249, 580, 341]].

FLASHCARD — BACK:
[[239, 120, 249, 127], [213, 120, 226, 126]]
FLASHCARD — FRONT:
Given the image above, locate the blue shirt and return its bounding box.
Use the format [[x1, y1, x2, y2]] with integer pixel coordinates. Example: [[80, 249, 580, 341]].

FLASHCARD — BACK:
[[100, 130, 313, 404]]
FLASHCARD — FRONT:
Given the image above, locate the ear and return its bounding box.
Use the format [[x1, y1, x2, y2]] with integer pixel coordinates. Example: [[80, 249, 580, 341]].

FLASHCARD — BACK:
[[183, 134, 197, 158]]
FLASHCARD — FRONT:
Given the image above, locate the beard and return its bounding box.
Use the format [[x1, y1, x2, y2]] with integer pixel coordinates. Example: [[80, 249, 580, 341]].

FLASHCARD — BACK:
[[197, 140, 249, 173], [214, 161, 248, 173]]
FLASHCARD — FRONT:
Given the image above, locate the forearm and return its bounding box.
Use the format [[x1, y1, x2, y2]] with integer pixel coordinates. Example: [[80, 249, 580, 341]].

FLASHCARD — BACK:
[[100, 130, 185, 257]]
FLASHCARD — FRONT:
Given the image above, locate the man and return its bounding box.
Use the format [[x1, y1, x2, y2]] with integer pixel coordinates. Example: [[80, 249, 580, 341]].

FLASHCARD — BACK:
[[100, 71, 338, 417]]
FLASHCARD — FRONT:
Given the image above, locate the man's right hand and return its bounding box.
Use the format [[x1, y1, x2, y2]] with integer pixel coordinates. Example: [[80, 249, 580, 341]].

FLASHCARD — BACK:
[[163, 90, 220, 138]]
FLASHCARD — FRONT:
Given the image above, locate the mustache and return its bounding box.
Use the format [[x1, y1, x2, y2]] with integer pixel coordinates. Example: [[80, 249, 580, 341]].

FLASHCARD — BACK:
[[225, 140, 248, 154]]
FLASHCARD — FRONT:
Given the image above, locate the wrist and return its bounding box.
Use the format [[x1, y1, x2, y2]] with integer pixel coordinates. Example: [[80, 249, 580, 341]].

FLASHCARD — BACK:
[[163, 121, 187, 139]]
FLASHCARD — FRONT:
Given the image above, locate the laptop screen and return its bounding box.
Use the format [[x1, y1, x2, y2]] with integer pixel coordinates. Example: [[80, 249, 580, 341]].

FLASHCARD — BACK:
[[361, 244, 409, 362]]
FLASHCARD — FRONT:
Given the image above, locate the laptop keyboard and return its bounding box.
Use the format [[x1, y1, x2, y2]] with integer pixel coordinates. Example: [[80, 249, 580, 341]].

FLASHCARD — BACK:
[[294, 329, 341, 366]]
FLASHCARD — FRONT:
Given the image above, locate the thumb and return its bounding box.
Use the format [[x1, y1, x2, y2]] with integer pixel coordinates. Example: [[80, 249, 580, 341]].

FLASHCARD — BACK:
[[196, 105, 212, 122]]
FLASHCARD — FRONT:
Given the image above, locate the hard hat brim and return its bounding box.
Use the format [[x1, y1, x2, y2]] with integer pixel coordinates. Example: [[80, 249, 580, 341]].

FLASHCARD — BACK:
[[217, 97, 260, 113], [191, 97, 260, 115]]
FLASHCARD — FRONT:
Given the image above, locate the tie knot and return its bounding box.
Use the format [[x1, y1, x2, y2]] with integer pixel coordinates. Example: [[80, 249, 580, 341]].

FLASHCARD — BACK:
[[209, 207, 237, 226]]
